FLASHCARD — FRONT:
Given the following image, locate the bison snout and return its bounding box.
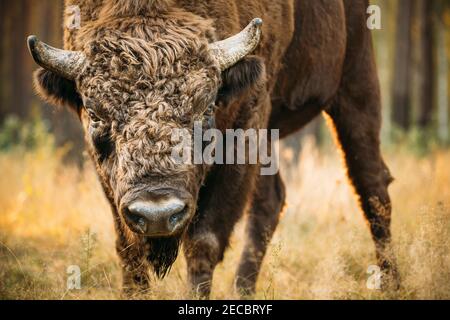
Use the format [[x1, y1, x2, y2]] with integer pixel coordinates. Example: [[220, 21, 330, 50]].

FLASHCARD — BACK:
[[125, 197, 188, 237]]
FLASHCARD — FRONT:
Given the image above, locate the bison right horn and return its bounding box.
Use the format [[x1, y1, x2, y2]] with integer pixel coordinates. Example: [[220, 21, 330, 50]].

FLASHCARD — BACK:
[[209, 18, 263, 71], [27, 35, 86, 81]]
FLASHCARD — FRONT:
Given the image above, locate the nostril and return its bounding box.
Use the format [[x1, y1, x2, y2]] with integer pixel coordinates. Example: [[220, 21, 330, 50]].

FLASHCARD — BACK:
[[169, 206, 187, 226], [125, 210, 147, 233], [126, 211, 141, 224]]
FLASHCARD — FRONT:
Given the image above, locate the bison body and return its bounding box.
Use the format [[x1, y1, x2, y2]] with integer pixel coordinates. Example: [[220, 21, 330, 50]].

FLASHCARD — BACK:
[[30, 0, 399, 297]]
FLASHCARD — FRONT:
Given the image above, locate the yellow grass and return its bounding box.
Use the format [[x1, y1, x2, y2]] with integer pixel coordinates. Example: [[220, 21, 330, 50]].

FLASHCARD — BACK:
[[1, 137, 449, 300]]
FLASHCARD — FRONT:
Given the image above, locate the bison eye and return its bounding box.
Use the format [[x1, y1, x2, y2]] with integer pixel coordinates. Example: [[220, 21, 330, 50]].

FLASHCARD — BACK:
[[91, 130, 114, 162], [86, 108, 102, 126]]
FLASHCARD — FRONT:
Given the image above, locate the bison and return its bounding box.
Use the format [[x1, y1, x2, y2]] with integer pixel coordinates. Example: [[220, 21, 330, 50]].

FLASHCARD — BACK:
[[28, 0, 399, 298]]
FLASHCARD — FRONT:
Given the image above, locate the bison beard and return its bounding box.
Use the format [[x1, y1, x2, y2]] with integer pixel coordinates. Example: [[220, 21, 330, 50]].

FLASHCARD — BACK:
[[146, 236, 182, 278]]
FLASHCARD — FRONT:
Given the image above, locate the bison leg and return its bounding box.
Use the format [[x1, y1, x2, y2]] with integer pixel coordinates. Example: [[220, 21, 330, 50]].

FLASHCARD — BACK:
[[118, 254, 150, 297], [235, 173, 285, 297], [183, 231, 221, 299], [326, 59, 400, 290], [184, 164, 259, 299], [114, 224, 150, 297]]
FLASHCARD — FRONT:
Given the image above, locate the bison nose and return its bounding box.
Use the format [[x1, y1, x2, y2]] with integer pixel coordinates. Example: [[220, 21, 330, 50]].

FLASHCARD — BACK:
[[125, 198, 188, 237]]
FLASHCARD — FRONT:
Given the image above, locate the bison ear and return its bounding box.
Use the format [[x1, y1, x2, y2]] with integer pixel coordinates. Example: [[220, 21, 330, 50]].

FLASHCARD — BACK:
[[33, 68, 82, 112], [216, 55, 266, 106]]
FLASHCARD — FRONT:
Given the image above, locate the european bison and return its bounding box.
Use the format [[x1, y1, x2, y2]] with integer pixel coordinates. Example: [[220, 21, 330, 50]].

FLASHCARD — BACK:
[[28, 0, 399, 298]]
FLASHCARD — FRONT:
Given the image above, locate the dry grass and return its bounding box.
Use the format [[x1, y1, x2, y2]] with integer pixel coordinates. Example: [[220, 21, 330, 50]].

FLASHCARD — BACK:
[[1, 137, 449, 300]]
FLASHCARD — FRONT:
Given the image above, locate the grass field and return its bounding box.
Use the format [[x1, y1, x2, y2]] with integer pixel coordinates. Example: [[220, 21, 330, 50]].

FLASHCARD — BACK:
[[1, 136, 449, 300]]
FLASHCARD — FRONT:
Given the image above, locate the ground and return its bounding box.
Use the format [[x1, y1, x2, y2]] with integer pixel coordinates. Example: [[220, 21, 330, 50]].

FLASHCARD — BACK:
[[1, 134, 449, 300]]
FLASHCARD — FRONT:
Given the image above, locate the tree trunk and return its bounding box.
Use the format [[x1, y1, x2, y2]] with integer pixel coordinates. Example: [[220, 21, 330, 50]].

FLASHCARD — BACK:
[[437, 12, 449, 142], [418, 0, 436, 128], [392, 0, 414, 130], [8, 1, 32, 119], [0, 1, 13, 122]]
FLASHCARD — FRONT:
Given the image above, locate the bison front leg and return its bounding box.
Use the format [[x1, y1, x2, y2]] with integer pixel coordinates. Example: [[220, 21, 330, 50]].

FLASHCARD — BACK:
[[184, 164, 259, 299], [184, 232, 221, 298], [235, 172, 285, 297], [114, 219, 150, 297], [118, 249, 150, 297], [326, 49, 400, 290]]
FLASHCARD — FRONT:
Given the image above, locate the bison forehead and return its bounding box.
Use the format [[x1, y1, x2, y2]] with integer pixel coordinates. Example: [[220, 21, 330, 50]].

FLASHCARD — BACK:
[[75, 12, 221, 128], [79, 23, 220, 83], [77, 35, 220, 119]]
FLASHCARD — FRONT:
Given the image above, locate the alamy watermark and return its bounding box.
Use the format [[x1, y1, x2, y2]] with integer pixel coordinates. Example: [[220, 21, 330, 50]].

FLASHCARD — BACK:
[[67, 265, 82, 290], [171, 121, 279, 176], [63, 5, 382, 32], [366, 265, 382, 290], [367, 5, 382, 30]]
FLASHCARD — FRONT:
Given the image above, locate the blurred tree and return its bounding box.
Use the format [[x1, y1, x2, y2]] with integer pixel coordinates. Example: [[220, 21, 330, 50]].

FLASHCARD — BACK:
[[437, 23, 448, 143], [437, 0, 450, 143], [392, 0, 414, 130], [0, 0, 85, 161], [0, 1, 14, 121], [417, 0, 436, 129], [1, 1, 33, 119]]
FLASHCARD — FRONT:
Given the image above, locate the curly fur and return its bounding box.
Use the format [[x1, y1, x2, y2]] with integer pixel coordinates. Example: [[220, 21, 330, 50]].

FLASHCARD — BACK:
[[99, 0, 172, 17]]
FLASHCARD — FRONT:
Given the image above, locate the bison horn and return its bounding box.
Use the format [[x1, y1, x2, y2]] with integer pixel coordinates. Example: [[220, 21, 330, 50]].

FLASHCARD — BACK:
[[27, 35, 86, 81], [209, 18, 263, 71]]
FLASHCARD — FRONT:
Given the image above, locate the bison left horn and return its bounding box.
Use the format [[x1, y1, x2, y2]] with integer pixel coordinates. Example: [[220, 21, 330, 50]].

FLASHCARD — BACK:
[[27, 35, 86, 81], [209, 18, 263, 71]]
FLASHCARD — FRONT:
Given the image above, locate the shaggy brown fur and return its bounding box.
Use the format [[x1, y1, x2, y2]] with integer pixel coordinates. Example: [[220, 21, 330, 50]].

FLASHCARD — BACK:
[[32, 0, 399, 297]]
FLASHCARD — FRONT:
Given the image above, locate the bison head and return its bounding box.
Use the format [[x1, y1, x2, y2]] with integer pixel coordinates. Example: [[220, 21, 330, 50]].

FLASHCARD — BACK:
[[28, 17, 263, 244]]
